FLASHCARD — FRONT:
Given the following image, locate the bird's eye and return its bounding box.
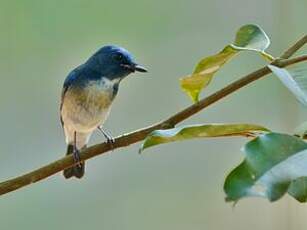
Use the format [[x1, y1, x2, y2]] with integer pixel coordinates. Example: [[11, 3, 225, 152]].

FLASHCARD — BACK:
[[113, 53, 123, 62]]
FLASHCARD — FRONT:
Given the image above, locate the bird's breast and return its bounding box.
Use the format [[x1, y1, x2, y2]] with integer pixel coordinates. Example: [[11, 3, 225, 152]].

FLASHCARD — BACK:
[[83, 80, 114, 110], [61, 78, 119, 132]]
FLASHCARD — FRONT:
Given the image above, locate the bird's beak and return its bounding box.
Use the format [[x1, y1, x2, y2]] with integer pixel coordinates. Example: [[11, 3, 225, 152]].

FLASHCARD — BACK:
[[133, 64, 148, 73], [121, 63, 148, 73]]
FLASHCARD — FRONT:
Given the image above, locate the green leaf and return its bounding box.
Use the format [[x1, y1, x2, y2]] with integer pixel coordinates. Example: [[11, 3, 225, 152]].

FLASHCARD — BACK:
[[231, 24, 271, 52], [288, 177, 307, 202], [181, 24, 273, 102], [140, 123, 269, 152], [294, 121, 307, 138], [180, 46, 237, 102], [224, 133, 307, 203], [268, 64, 307, 106]]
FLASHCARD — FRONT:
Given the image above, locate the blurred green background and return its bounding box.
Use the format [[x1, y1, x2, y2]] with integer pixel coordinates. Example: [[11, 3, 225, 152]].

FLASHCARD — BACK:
[[0, 0, 306, 229]]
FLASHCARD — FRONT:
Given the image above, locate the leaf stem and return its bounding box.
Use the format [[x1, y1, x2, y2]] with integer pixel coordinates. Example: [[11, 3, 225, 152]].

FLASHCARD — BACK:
[[260, 51, 275, 62]]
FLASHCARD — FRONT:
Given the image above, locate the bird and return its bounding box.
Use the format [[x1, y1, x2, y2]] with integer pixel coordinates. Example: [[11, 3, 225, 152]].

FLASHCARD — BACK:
[[60, 45, 147, 179]]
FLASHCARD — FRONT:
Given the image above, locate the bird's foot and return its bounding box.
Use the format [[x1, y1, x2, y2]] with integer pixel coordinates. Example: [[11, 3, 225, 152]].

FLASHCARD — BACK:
[[98, 126, 115, 149], [72, 147, 83, 168]]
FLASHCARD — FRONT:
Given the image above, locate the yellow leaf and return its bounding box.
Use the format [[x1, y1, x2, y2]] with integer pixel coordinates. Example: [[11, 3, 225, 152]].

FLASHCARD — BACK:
[[180, 45, 237, 102], [180, 24, 274, 103]]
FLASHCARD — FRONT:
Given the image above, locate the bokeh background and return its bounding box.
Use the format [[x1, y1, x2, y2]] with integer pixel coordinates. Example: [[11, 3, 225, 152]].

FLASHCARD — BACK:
[[0, 0, 306, 229]]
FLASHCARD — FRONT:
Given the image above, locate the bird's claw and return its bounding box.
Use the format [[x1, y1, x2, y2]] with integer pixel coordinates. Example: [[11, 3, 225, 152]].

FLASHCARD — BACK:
[[98, 126, 115, 150], [72, 147, 83, 168], [106, 135, 115, 144], [107, 136, 115, 149]]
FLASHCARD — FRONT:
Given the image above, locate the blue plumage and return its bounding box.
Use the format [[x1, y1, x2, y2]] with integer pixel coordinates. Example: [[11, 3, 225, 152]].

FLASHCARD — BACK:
[[60, 45, 147, 179]]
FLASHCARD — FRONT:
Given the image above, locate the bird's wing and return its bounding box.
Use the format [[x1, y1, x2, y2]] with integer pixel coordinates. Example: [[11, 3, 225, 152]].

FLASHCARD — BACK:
[[60, 70, 79, 126]]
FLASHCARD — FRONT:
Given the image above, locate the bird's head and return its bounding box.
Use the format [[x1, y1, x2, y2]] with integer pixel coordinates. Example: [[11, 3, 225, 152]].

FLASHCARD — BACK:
[[86, 45, 147, 80]]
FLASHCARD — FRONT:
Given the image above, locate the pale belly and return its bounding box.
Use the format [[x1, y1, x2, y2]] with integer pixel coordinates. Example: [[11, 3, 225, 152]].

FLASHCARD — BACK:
[[61, 81, 114, 133]]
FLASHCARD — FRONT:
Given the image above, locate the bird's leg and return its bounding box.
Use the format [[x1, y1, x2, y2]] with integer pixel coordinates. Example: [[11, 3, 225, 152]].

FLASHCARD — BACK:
[[97, 126, 115, 148], [73, 131, 82, 168]]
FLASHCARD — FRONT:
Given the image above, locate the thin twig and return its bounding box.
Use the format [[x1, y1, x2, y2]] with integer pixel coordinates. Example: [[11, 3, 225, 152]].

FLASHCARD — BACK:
[[280, 35, 307, 59], [278, 55, 307, 67], [0, 36, 306, 196]]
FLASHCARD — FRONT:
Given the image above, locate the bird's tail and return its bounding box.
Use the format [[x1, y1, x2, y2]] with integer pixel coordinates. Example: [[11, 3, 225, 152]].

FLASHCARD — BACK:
[[63, 144, 85, 179]]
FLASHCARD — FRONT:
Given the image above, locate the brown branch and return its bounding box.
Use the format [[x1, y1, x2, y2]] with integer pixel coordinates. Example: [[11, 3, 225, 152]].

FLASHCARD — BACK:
[[280, 35, 307, 59], [277, 55, 307, 67], [0, 36, 307, 196]]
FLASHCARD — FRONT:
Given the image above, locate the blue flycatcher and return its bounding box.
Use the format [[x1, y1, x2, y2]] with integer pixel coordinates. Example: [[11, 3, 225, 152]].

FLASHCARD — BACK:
[[60, 45, 147, 179]]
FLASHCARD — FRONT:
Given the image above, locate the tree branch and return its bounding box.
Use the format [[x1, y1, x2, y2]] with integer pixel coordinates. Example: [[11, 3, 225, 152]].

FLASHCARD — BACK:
[[280, 35, 307, 59], [0, 37, 306, 196]]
